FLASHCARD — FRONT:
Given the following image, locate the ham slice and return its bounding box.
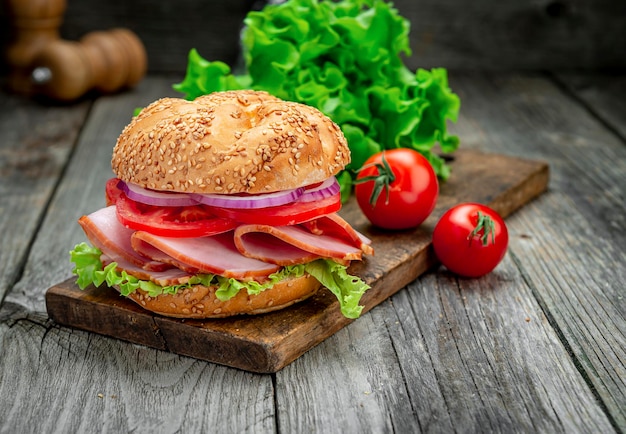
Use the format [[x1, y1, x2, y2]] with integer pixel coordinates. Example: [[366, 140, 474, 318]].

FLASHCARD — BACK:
[[79, 206, 372, 284], [302, 213, 374, 255], [78, 206, 171, 271], [131, 231, 281, 279], [234, 223, 364, 266], [101, 255, 192, 286]]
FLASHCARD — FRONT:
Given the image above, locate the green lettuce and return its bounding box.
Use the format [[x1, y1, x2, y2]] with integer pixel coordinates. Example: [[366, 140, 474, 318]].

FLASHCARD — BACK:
[[304, 258, 369, 319], [70, 242, 369, 319], [173, 0, 460, 188]]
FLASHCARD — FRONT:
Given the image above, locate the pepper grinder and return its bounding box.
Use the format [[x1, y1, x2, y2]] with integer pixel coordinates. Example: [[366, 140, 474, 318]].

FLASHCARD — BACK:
[[5, 0, 147, 101]]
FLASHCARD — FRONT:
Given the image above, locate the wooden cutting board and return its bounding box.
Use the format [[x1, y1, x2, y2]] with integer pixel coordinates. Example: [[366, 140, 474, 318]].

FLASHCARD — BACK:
[[46, 149, 549, 373]]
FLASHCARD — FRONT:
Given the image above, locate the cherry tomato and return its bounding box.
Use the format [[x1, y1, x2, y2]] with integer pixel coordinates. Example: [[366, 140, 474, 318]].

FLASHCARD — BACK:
[[210, 192, 341, 226], [115, 193, 238, 237], [355, 149, 438, 230], [432, 203, 509, 277]]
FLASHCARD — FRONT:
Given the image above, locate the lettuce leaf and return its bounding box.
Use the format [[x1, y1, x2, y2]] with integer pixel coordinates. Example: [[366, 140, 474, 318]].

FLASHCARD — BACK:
[[173, 0, 460, 186], [70, 242, 214, 297], [70, 243, 369, 319], [303, 259, 369, 319]]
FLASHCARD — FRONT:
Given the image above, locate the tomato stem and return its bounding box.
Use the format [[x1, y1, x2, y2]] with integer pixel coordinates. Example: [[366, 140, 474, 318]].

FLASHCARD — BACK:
[[354, 151, 396, 206], [469, 211, 496, 246]]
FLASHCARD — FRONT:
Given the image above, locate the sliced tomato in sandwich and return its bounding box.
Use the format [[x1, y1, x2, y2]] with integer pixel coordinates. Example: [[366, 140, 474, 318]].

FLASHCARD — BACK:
[[105, 177, 124, 206], [115, 193, 237, 237], [108, 177, 341, 235], [209, 192, 341, 226]]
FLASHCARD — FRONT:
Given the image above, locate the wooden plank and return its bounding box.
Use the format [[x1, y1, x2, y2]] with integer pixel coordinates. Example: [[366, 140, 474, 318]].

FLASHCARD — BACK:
[[554, 73, 626, 140], [0, 93, 89, 302], [4, 79, 178, 313], [275, 307, 419, 433], [0, 302, 277, 433], [3, 73, 621, 433], [273, 72, 623, 433], [275, 254, 616, 433], [445, 72, 626, 431], [0, 77, 277, 433], [388, 255, 616, 433], [45, 149, 549, 373]]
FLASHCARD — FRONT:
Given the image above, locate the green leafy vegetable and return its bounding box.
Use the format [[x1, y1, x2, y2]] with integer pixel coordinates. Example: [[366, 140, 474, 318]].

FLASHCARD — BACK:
[[173, 0, 460, 187], [70, 242, 369, 319], [70, 242, 214, 297], [304, 259, 370, 319]]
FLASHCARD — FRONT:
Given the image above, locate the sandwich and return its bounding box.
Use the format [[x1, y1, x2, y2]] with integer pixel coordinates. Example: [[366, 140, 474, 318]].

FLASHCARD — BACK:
[[70, 90, 373, 319]]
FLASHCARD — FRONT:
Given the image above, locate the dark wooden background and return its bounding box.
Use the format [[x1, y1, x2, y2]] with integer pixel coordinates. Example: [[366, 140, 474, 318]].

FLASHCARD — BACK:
[[1, 0, 625, 76]]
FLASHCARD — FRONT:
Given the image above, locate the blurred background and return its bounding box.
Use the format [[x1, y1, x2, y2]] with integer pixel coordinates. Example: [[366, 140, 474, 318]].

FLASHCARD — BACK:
[[1, 0, 624, 84]]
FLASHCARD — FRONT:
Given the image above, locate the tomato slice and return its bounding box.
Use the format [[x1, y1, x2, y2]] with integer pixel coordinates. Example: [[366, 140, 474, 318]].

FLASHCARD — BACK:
[[115, 193, 238, 237], [108, 177, 341, 234], [210, 192, 341, 226], [105, 178, 124, 206]]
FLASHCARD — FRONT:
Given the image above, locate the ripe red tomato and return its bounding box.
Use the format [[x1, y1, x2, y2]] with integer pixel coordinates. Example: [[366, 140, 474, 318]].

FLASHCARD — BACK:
[[115, 193, 238, 237], [109, 176, 341, 235], [432, 203, 509, 277], [105, 178, 124, 206], [355, 149, 439, 230], [210, 192, 341, 226]]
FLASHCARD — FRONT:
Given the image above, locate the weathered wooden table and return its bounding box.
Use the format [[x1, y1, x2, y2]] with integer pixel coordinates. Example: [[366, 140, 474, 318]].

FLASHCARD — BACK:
[[0, 73, 624, 433]]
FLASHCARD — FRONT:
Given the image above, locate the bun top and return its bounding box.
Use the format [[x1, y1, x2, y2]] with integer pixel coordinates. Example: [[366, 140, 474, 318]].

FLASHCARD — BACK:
[[111, 90, 350, 194]]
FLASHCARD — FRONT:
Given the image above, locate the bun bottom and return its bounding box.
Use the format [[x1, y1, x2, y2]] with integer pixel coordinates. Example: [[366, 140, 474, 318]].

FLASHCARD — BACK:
[[120, 274, 321, 318]]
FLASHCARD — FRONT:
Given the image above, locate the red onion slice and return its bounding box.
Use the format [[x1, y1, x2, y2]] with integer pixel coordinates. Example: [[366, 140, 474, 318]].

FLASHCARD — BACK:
[[299, 177, 341, 202], [191, 187, 304, 209], [119, 180, 197, 207]]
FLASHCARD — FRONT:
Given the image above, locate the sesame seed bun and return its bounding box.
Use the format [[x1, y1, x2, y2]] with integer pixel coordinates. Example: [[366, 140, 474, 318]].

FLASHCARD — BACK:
[[111, 90, 351, 194], [122, 273, 321, 318]]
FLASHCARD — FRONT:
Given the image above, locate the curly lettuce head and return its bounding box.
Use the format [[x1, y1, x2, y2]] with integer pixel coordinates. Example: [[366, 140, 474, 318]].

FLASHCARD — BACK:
[[174, 0, 460, 188]]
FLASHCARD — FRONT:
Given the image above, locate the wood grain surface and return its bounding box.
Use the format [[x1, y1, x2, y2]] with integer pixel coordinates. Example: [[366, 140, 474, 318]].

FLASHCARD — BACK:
[[45, 149, 549, 373], [0, 74, 623, 433], [0, 95, 90, 303]]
